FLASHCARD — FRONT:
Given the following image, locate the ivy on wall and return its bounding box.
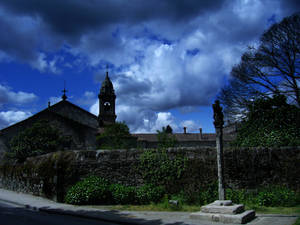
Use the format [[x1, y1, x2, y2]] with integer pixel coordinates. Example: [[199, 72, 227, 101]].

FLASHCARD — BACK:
[[138, 148, 188, 193]]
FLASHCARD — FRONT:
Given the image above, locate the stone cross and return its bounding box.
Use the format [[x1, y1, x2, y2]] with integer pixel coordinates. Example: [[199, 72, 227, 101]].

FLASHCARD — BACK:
[[213, 100, 225, 200]]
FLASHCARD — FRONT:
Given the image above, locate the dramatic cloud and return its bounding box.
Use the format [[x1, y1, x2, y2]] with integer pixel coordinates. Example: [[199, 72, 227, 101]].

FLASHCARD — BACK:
[[0, 0, 300, 132], [0, 84, 37, 106]]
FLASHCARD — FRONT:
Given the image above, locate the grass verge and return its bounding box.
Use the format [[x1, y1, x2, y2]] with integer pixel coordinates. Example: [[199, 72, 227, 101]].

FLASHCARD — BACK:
[[91, 203, 300, 214], [245, 205, 300, 215]]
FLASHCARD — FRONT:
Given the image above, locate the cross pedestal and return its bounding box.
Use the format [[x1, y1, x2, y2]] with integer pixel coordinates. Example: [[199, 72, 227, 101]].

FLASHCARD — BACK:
[[190, 100, 255, 224], [190, 200, 255, 224]]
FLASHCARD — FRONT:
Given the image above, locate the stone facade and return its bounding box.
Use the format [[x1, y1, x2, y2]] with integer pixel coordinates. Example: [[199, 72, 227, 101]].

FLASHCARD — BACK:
[[98, 71, 117, 126], [0, 147, 299, 202], [0, 100, 99, 159]]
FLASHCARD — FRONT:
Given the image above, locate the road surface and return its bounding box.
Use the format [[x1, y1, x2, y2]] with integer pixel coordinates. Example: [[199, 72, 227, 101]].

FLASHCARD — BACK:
[[0, 201, 119, 225]]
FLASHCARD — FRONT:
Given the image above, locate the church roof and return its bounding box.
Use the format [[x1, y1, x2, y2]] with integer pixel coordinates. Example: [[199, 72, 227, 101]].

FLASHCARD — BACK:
[[48, 100, 98, 128], [0, 100, 98, 132]]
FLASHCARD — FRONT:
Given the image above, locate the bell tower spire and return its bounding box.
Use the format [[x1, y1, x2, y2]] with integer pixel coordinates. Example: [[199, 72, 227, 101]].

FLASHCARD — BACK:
[[98, 67, 116, 127]]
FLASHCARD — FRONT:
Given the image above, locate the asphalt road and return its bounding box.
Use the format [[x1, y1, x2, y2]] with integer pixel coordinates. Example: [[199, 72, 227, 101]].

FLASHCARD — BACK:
[[0, 201, 120, 225]]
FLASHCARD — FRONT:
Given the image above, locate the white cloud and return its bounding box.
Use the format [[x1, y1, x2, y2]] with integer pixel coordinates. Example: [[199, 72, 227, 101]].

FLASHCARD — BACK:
[[0, 110, 32, 128], [30, 53, 62, 74], [0, 84, 37, 105], [49, 96, 61, 105], [180, 120, 201, 133], [84, 91, 95, 98], [89, 100, 98, 115]]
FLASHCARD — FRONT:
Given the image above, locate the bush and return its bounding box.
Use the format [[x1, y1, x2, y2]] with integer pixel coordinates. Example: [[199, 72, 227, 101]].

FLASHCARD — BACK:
[[65, 176, 111, 205], [136, 184, 165, 204], [225, 186, 299, 207], [255, 186, 298, 207], [110, 183, 136, 204], [226, 189, 248, 204], [197, 182, 218, 205]]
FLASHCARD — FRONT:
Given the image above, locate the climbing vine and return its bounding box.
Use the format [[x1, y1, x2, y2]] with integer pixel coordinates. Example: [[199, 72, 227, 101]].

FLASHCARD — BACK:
[[138, 148, 188, 193]]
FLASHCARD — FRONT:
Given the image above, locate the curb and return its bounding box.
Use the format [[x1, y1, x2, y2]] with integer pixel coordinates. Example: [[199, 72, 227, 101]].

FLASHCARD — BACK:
[[0, 197, 147, 225], [0, 197, 28, 208], [38, 207, 147, 225]]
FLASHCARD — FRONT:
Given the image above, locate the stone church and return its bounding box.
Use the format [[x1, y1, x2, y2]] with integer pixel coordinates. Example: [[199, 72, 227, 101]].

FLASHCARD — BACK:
[[0, 71, 117, 156], [0, 71, 235, 158]]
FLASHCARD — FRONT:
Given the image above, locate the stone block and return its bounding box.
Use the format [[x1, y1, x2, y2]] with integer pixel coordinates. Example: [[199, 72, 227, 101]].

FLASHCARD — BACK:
[[211, 200, 232, 206], [190, 210, 255, 224], [201, 203, 244, 214]]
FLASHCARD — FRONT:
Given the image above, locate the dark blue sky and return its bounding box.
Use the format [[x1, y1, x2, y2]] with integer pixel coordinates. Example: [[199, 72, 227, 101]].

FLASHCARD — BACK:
[[0, 0, 299, 133]]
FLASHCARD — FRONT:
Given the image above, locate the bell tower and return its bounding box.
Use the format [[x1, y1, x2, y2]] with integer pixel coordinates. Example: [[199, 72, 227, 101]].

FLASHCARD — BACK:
[[98, 70, 116, 126]]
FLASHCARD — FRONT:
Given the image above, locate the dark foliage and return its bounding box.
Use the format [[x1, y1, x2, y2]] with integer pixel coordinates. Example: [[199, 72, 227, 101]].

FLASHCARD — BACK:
[[8, 120, 71, 162], [110, 183, 136, 204], [232, 95, 300, 147], [156, 126, 177, 148], [96, 121, 134, 149]]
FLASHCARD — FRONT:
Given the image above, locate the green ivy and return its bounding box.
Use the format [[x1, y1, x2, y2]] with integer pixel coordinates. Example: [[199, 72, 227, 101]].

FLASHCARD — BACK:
[[135, 184, 165, 204], [138, 148, 187, 193]]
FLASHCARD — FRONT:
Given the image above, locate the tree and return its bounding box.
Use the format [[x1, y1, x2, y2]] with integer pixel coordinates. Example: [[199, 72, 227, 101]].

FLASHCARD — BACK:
[[156, 125, 177, 148], [96, 121, 133, 149], [232, 95, 300, 147], [218, 13, 300, 121], [7, 120, 71, 162]]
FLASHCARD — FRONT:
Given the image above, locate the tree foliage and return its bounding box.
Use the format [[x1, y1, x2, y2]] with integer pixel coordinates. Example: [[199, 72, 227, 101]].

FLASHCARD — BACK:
[[232, 95, 300, 147], [96, 121, 133, 149], [156, 125, 177, 148], [8, 120, 71, 162], [219, 13, 300, 121]]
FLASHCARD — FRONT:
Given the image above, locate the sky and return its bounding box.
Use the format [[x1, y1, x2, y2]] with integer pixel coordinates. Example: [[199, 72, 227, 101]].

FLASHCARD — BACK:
[[0, 0, 299, 133]]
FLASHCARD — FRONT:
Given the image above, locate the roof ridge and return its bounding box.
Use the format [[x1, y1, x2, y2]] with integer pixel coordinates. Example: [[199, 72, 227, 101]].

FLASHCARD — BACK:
[[50, 100, 98, 119], [0, 100, 97, 132]]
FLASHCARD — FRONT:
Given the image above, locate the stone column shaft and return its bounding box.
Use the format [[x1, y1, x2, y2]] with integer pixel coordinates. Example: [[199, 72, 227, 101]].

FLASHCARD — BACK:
[[216, 127, 225, 200]]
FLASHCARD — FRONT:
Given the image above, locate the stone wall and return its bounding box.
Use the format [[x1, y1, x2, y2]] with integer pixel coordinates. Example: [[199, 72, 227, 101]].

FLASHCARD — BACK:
[[0, 147, 299, 202]]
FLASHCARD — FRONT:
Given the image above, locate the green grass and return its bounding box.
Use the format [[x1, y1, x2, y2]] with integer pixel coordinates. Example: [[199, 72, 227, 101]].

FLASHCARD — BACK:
[[88, 203, 300, 224], [245, 205, 300, 215], [108, 203, 201, 212], [90, 203, 300, 215]]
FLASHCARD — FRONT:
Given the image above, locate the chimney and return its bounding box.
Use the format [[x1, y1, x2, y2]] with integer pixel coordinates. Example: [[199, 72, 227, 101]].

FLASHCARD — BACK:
[[183, 127, 187, 134], [199, 128, 203, 139]]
